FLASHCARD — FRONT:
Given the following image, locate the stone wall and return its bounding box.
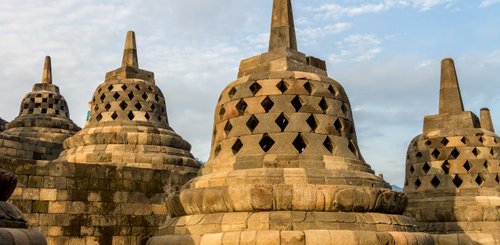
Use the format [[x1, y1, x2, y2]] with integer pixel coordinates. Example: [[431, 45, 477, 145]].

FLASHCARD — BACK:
[[0, 157, 197, 245]]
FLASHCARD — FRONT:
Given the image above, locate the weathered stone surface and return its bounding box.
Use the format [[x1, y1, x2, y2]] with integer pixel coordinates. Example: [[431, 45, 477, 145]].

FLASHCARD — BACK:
[[404, 58, 500, 244], [148, 1, 432, 244]]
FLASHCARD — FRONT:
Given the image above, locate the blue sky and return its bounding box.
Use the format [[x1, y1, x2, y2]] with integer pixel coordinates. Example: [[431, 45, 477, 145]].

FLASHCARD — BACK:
[[0, 0, 499, 186]]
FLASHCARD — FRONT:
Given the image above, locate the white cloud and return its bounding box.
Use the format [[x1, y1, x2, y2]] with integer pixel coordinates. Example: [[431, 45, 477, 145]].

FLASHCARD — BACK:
[[415, 59, 433, 70], [298, 22, 352, 39], [330, 34, 382, 62], [479, 0, 500, 7]]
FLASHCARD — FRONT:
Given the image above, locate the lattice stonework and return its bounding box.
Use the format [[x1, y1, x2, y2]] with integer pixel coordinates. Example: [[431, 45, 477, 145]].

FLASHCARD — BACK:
[[89, 81, 168, 126], [210, 76, 359, 160], [20, 92, 70, 118], [406, 135, 500, 190]]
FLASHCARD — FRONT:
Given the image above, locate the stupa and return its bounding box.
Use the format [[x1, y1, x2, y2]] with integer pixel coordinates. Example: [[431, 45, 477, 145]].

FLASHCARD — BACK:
[[148, 1, 433, 244], [58, 31, 200, 171], [0, 169, 46, 244], [0, 56, 80, 160], [404, 58, 500, 244]]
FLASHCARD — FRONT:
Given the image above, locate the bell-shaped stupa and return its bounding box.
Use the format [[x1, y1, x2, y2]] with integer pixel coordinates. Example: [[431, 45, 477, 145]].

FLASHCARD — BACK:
[[58, 31, 200, 171], [404, 58, 500, 244], [0, 56, 80, 160], [148, 1, 432, 244]]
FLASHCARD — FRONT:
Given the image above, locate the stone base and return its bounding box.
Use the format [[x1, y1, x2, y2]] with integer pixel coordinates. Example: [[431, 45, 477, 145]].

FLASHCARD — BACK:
[[432, 233, 500, 245], [0, 228, 46, 245], [147, 230, 433, 245]]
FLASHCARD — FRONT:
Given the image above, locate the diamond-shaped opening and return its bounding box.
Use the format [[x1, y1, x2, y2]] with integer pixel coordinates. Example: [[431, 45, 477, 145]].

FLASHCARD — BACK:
[[334, 119, 343, 135], [431, 176, 441, 188], [28, 109, 33, 114], [105, 103, 111, 111], [236, 99, 248, 116], [410, 165, 415, 174], [479, 137, 484, 144], [327, 85, 336, 96], [128, 92, 134, 100], [155, 94, 160, 102], [219, 106, 226, 120], [232, 139, 243, 155], [463, 161, 472, 172], [415, 178, 421, 188], [41, 108, 47, 113], [425, 140, 432, 146], [461, 137, 467, 144], [35, 103, 41, 107], [306, 114, 318, 132], [475, 175, 484, 186], [291, 96, 303, 112], [145, 112, 151, 120], [293, 134, 307, 154], [441, 161, 450, 174], [214, 144, 222, 157], [100, 94, 106, 101], [147, 86, 153, 92], [121, 84, 128, 91], [249, 82, 262, 96], [450, 148, 460, 159], [224, 121, 233, 135], [484, 160, 490, 170], [246, 115, 259, 132], [42, 98, 48, 102], [452, 175, 463, 188], [319, 98, 328, 113], [441, 138, 449, 146], [416, 152, 423, 159], [303, 81, 312, 94], [96, 113, 102, 122], [119, 101, 128, 110], [495, 174, 500, 184], [490, 149, 495, 157], [98, 88, 102, 93], [108, 85, 114, 91], [275, 113, 289, 132], [472, 148, 480, 157], [135, 84, 141, 91], [228, 87, 237, 99], [422, 162, 431, 174], [259, 134, 275, 153], [142, 93, 148, 100], [341, 103, 348, 115], [323, 137, 334, 153], [111, 112, 118, 120], [431, 149, 440, 159], [151, 104, 156, 111], [113, 92, 120, 100], [127, 111, 135, 120], [135, 102, 143, 110], [261, 97, 274, 113], [276, 80, 288, 93], [348, 140, 358, 157]]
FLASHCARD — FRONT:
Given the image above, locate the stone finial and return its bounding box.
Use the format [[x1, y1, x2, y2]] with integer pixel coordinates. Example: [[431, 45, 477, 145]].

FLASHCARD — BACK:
[[269, 0, 297, 51], [481, 108, 495, 132], [41, 56, 52, 84], [122, 31, 139, 69], [439, 58, 464, 114]]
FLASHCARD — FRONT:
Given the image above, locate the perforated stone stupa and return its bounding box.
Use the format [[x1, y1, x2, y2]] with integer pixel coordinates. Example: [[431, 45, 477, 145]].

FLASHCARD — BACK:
[[148, 1, 433, 244], [0, 56, 80, 160], [58, 31, 200, 171], [0, 169, 46, 244], [404, 58, 500, 244]]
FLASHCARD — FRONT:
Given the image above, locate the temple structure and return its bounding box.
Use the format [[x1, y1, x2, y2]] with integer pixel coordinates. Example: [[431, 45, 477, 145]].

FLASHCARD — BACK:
[[2, 31, 200, 244], [404, 58, 500, 244], [0, 118, 7, 131], [148, 1, 433, 244], [0, 169, 46, 244], [58, 31, 199, 171], [0, 57, 80, 161]]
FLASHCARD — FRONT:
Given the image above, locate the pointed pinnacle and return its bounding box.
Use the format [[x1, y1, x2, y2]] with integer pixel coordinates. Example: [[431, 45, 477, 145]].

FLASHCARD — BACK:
[[268, 0, 297, 52], [480, 108, 495, 132], [41, 56, 52, 84], [122, 31, 139, 68], [439, 58, 464, 114]]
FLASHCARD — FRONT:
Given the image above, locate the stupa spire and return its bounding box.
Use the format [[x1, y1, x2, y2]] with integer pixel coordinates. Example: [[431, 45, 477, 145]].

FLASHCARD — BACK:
[[41, 56, 52, 84], [439, 58, 464, 114], [121, 31, 139, 68], [481, 108, 495, 132], [268, 0, 297, 51]]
